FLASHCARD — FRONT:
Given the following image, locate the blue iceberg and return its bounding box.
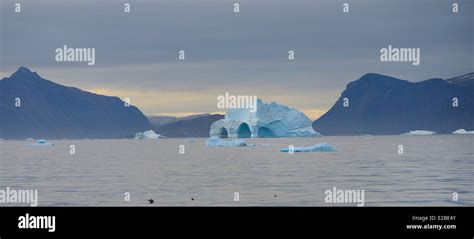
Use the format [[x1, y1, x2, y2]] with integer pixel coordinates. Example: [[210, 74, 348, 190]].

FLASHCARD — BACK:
[[134, 130, 164, 139], [280, 143, 336, 152], [205, 136, 254, 147], [402, 130, 436, 136], [26, 139, 54, 146], [452, 129, 474, 135], [209, 99, 320, 138]]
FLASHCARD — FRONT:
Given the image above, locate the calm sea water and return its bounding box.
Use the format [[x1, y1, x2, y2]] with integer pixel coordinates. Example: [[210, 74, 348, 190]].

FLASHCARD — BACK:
[[0, 135, 472, 206]]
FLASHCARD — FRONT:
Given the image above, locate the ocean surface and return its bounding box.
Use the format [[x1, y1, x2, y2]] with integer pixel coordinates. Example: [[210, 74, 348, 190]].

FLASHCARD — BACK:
[[0, 135, 472, 206]]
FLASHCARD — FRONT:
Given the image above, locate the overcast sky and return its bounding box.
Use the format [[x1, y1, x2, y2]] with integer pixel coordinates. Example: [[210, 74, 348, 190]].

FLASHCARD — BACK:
[[1, 0, 472, 119]]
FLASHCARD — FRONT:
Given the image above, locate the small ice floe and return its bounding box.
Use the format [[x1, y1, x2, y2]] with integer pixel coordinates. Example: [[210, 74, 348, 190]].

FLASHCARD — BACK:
[[452, 129, 474, 135], [280, 143, 336, 153], [26, 139, 54, 146], [402, 130, 436, 136], [134, 130, 164, 139], [205, 136, 255, 147]]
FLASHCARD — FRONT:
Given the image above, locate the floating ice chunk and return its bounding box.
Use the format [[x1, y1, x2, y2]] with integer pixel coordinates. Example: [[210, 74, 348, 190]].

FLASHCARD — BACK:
[[280, 143, 336, 152], [402, 130, 436, 136], [452, 129, 474, 135], [134, 130, 164, 139], [205, 136, 254, 147], [26, 139, 54, 146]]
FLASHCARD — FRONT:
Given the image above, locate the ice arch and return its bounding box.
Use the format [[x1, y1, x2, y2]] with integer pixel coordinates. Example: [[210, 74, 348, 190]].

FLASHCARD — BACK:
[[219, 128, 228, 138], [237, 123, 251, 138], [257, 127, 275, 138]]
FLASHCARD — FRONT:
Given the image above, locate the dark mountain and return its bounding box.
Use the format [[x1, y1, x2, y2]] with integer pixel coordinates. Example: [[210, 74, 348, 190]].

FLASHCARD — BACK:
[[312, 73, 474, 135], [147, 115, 179, 127], [156, 114, 224, 137], [0, 66, 153, 139], [445, 73, 474, 88], [148, 113, 211, 128]]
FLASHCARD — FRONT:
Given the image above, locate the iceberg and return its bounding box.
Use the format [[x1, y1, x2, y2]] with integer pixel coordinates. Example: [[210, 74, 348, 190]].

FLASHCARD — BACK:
[[205, 136, 255, 147], [280, 143, 336, 152], [134, 130, 164, 139], [402, 130, 436, 136], [26, 139, 54, 146], [210, 99, 320, 138], [452, 129, 474, 135]]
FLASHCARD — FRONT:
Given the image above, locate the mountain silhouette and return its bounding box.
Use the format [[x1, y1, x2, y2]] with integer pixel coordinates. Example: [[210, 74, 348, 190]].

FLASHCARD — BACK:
[[155, 114, 224, 137], [313, 73, 474, 135], [148, 113, 213, 128], [0, 66, 153, 139]]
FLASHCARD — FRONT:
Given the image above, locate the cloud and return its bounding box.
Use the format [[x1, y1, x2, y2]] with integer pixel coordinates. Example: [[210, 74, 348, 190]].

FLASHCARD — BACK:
[[1, 0, 472, 116]]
